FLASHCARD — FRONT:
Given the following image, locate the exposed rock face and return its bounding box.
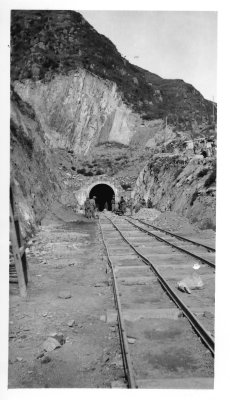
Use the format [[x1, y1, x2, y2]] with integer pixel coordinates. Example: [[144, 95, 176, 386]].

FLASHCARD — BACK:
[[11, 10, 215, 132], [13, 70, 138, 154], [12, 69, 181, 156], [133, 155, 216, 230], [10, 10, 216, 235], [10, 89, 61, 236]]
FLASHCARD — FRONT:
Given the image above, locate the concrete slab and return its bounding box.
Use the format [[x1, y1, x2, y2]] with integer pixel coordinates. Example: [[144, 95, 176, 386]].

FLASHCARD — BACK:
[[191, 307, 215, 316], [108, 245, 132, 249], [123, 308, 182, 321], [194, 253, 215, 261], [115, 229, 140, 233], [105, 240, 125, 245], [136, 377, 214, 389], [110, 254, 137, 259], [120, 284, 173, 310], [135, 245, 170, 250], [113, 258, 143, 266], [115, 268, 153, 279], [109, 252, 136, 257], [104, 234, 121, 238], [147, 256, 192, 266], [171, 247, 216, 260], [145, 253, 191, 260], [125, 318, 214, 381], [117, 276, 158, 286], [122, 237, 149, 241], [175, 243, 214, 251], [136, 248, 173, 256], [156, 265, 213, 274], [159, 271, 215, 284], [114, 265, 149, 272]]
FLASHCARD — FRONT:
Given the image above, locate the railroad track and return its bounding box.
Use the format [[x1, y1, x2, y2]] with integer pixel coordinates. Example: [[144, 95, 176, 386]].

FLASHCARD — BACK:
[[126, 217, 215, 269], [99, 213, 214, 389], [130, 217, 215, 252]]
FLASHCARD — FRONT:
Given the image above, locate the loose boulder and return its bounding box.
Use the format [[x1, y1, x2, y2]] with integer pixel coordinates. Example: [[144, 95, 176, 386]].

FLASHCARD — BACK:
[[177, 272, 204, 294], [42, 337, 61, 352]]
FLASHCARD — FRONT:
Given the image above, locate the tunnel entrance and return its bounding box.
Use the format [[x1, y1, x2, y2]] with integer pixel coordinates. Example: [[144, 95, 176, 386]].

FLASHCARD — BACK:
[[89, 184, 115, 211]]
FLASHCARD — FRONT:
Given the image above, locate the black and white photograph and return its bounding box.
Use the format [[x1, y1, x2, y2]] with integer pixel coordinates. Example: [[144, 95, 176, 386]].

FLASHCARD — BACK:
[[1, 0, 229, 395]]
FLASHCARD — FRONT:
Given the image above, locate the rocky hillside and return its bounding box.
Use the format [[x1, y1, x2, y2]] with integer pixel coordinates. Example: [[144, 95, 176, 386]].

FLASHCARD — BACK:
[[10, 87, 62, 236], [10, 10, 216, 235], [11, 10, 215, 134], [133, 154, 216, 230]]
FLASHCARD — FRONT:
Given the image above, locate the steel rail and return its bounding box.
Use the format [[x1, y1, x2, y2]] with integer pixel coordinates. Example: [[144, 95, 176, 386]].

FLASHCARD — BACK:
[[104, 215, 215, 356], [129, 216, 215, 252], [98, 217, 137, 388], [125, 217, 215, 269]]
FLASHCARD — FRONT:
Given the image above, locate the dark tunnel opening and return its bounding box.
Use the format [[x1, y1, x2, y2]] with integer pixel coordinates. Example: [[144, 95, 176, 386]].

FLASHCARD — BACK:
[[89, 184, 115, 211]]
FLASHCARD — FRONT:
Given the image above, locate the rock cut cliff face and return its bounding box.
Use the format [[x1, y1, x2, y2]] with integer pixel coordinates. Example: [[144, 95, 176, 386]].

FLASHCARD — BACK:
[[10, 88, 62, 236], [11, 10, 214, 125], [133, 154, 216, 230], [11, 10, 215, 156], [13, 70, 138, 155], [10, 10, 216, 235], [13, 68, 182, 156]]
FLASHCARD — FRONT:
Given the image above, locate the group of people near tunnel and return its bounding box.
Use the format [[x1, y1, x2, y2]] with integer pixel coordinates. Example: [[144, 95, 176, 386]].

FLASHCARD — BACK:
[[84, 193, 154, 218], [106, 194, 127, 215], [84, 194, 128, 218]]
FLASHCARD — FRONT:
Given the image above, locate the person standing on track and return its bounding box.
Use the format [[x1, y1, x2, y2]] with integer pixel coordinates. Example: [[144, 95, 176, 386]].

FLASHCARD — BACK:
[[111, 195, 115, 212], [130, 198, 134, 216], [84, 197, 91, 219], [89, 196, 96, 219], [119, 196, 127, 215], [135, 199, 141, 213], [147, 198, 153, 208], [141, 197, 146, 207]]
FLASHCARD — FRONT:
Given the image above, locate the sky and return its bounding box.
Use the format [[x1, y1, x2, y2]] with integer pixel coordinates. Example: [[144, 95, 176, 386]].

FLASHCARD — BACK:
[[81, 11, 217, 101]]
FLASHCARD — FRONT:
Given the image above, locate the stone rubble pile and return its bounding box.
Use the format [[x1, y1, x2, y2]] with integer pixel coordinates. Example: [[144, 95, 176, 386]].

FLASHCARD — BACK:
[[133, 207, 161, 221], [153, 211, 198, 234]]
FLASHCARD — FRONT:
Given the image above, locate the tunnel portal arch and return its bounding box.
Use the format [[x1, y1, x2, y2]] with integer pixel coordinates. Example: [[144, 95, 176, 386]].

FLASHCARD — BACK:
[[89, 184, 114, 211], [74, 177, 122, 210]]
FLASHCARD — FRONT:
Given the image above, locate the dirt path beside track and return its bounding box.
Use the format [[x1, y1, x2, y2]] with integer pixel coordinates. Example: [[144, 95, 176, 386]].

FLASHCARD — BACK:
[[8, 209, 123, 388]]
